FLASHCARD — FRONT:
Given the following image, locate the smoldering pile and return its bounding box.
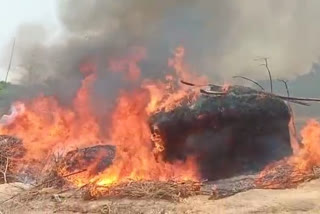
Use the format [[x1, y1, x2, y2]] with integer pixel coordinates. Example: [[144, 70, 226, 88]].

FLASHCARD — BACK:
[[150, 82, 294, 180]]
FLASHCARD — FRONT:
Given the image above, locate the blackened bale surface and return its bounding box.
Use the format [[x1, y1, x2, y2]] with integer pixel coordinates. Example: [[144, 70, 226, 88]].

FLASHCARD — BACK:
[[60, 145, 116, 175], [149, 86, 292, 180]]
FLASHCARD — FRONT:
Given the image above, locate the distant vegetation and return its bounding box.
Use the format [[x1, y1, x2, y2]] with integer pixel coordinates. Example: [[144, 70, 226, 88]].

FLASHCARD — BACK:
[[0, 81, 9, 93]]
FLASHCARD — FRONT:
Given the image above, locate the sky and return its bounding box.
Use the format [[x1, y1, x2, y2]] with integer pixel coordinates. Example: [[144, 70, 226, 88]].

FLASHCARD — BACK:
[[0, 0, 58, 81], [0, 1, 320, 85]]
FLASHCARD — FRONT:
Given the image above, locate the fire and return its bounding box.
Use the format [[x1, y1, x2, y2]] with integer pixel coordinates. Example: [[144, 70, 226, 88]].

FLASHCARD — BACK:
[[168, 45, 207, 86], [145, 45, 207, 113], [4, 44, 319, 193], [290, 119, 320, 170], [222, 83, 230, 92], [256, 119, 320, 188], [91, 89, 198, 186], [0, 46, 201, 188], [0, 102, 25, 125], [108, 46, 147, 81]]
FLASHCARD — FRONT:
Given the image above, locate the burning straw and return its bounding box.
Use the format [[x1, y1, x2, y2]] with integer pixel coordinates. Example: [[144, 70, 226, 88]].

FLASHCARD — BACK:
[[84, 180, 202, 202]]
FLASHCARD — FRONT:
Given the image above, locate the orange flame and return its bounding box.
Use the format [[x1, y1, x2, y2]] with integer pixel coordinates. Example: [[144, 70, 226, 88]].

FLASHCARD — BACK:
[[108, 46, 146, 81], [256, 119, 320, 188], [0, 46, 201, 188], [290, 119, 320, 170], [222, 83, 230, 92]]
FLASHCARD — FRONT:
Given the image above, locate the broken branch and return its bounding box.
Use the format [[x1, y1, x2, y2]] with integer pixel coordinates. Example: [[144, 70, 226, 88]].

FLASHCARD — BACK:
[[255, 57, 273, 93], [199, 89, 226, 95], [0, 157, 9, 184], [233, 76, 265, 91]]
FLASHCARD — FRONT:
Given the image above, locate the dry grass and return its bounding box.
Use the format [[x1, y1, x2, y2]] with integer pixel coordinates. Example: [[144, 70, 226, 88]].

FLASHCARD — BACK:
[[85, 180, 203, 202], [0, 180, 203, 213], [255, 160, 320, 189], [0, 135, 25, 184]]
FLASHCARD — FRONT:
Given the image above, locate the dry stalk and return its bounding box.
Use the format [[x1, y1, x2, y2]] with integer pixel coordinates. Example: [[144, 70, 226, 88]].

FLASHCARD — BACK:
[[255, 159, 320, 189], [200, 88, 315, 106], [255, 57, 273, 93], [0, 157, 9, 183], [232, 76, 265, 91], [0, 168, 88, 206], [85, 180, 202, 202], [0, 135, 25, 184], [5, 37, 15, 83], [256, 169, 315, 189], [37, 168, 87, 189]]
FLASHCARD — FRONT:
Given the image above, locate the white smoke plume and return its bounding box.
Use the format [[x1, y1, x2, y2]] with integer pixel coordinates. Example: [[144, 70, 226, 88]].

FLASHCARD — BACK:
[[0, 102, 25, 125]]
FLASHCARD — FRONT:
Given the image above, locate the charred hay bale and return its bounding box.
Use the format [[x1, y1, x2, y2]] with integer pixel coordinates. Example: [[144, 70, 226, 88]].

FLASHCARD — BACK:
[[59, 145, 116, 175], [150, 86, 292, 180]]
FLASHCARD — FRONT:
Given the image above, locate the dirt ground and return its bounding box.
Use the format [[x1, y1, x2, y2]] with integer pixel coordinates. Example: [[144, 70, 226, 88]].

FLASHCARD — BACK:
[[0, 179, 320, 214]]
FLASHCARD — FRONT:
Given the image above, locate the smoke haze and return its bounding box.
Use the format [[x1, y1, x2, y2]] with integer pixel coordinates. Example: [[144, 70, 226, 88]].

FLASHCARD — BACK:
[[1, 0, 320, 103]]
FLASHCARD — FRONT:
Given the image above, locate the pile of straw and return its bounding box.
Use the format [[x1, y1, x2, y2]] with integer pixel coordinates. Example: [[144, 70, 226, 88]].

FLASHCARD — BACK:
[[255, 160, 320, 189], [85, 180, 203, 202]]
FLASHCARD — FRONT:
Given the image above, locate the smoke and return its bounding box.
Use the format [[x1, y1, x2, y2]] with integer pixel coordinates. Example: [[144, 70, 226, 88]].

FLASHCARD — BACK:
[[0, 102, 25, 125], [2, 0, 320, 108]]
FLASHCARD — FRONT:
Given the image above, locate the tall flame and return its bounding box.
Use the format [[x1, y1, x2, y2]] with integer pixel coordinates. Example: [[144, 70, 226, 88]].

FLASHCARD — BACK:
[[5, 45, 319, 190], [0, 46, 201, 186], [290, 119, 320, 170], [256, 119, 320, 188]]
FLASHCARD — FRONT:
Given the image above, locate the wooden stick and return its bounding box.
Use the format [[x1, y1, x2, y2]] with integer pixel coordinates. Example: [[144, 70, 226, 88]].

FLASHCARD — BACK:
[[200, 89, 226, 95], [183, 79, 318, 104], [278, 79, 297, 127], [35, 168, 88, 189], [278, 79, 302, 148], [286, 100, 310, 106], [233, 76, 265, 91], [5, 38, 16, 83], [180, 80, 202, 87], [0, 168, 87, 205], [180, 80, 222, 89], [3, 157, 8, 184], [0, 157, 9, 184], [264, 58, 273, 93], [200, 88, 313, 106], [255, 57, 273, 93], [276, 95, 320, 102]]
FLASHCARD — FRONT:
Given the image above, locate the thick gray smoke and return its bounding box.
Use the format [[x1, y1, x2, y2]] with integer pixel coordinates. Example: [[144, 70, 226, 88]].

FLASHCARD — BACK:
[[2, 0, 320, 110]]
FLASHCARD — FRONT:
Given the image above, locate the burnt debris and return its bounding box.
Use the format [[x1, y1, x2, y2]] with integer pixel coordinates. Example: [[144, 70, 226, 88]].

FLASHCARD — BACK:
[[59, 145, 116, 176]]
